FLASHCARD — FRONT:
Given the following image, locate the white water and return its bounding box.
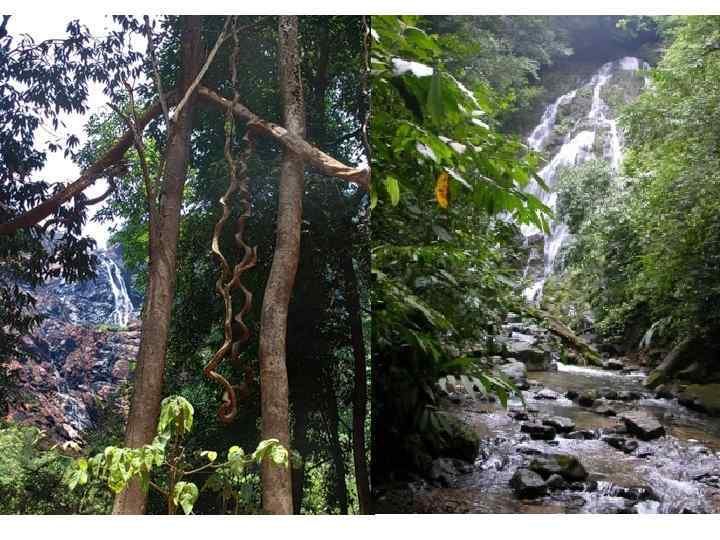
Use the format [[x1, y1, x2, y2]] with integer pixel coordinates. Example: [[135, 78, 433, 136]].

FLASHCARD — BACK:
[[521, 57, 645, 303], [101, 255, 134, 327]]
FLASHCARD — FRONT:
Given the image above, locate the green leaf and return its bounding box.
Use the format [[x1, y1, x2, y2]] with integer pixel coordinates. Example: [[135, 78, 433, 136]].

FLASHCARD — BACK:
[[269, 445, 289, 468], [383, 176, 400, 206], [173, 481, 199, 515], [427, 70, 444, 123]]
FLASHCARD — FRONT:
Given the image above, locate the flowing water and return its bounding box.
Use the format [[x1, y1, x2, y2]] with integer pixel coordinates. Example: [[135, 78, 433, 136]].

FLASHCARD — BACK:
[[521, 57, 648, 303], [100, 254, 134, 327], [427, 363, 720, 513]]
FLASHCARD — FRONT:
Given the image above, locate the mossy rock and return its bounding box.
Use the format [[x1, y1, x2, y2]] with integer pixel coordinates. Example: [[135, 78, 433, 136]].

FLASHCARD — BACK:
[[644, 369, 667, 389], [424, 414, 480, 463], [679, 384, 720, 416]]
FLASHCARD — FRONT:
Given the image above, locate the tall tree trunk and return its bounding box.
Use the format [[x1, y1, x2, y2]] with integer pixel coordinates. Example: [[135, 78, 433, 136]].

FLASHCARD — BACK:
[[259, 15, 306, 515], [324, 378, 349, 514], [112, 16, 202, 515], [342, 255, 371, 514]]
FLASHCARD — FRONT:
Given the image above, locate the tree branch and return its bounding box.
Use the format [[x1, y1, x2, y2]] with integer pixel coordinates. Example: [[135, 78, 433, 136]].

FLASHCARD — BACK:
[[198, 86, 370, 190], [172, 16, 231, 123], [0, 95, 172, 236]]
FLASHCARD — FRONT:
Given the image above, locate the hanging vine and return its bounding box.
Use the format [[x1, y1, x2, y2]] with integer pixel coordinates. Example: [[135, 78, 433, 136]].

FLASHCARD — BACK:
[[204, 17, 257, 423]]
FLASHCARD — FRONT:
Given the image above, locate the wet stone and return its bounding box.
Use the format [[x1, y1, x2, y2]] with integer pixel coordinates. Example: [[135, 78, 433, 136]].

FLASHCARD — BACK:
[[510, 468, 547, 499], [578, 390, 598, 407], [545, 474, 569, 491], [619, 411, 666, 441], [602, 435, 639, 454], [565, 430, 596, 440], [542, 416, 576, 433], [594, 404, 617, 417], [535, 388, 560, 400], [520, 422, 556, 440], [528, 453, 588, 482]]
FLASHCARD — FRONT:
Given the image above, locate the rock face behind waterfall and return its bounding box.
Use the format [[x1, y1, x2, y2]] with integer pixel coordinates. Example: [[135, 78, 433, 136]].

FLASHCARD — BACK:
[[3, 245, 141, 442], [521, 57, 648, 303]]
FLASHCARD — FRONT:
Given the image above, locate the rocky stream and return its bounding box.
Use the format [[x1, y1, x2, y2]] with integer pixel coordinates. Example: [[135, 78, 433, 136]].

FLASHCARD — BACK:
[[376, 313, 720, 514]]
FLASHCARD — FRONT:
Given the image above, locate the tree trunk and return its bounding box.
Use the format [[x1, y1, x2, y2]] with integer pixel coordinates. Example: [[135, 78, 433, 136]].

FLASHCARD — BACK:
[[342, 255, 371, 514], [324, 378, 349, 514], [112, 16, 202, 515], [259, 15, 306, 515]]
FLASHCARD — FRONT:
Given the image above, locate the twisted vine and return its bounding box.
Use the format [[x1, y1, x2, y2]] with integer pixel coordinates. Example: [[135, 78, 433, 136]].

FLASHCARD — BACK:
[[204, 17, 257, 423]]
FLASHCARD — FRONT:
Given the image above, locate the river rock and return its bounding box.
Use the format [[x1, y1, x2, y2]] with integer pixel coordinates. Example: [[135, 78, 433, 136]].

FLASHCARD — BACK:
[[507, 342, 553, 371], [528, 453, 588, 482], [619, 411, 666, 440], [578, 390, 598, 407], [565, 430, 596, 440], [594, 404, 617, 416], [545, 474, 569, 491], [542, 416, 575, 433], [534, 388, 560, 400], [428, 458, 459, 487], [520, 422, 556, 440], [498, 361, 527, 384], [602, 435, 639, 454], [598, 387, 618, 400], [677, 384, 720, 416], [565, 389, 579, 400], [654, 385, 674, 399], [605, 358, 624, 370], [509, 468, 547, 498]]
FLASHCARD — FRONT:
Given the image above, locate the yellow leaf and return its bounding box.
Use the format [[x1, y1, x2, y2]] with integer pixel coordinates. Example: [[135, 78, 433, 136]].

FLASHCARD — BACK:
[[435, 171, 449, 208]]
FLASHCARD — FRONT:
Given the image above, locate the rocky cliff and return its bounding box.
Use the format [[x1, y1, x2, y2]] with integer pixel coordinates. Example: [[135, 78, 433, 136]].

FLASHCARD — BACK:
[[3, 244, 141, 442]]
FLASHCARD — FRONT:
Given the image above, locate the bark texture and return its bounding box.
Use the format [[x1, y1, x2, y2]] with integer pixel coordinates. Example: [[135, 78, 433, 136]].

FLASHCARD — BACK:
[[197, 87, 369, 189], [112, 16, 202, 515], [258, 15, 306, 515], [342, 255, 371, 514]]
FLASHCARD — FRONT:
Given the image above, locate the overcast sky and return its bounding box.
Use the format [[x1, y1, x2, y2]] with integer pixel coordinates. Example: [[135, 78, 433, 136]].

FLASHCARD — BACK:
[[9, 15, 124, 249]]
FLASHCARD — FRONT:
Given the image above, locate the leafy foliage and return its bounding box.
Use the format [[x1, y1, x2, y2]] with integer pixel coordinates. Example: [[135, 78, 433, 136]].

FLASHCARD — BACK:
[[65, 395, 291, 515], [371, 16, 551, 480]]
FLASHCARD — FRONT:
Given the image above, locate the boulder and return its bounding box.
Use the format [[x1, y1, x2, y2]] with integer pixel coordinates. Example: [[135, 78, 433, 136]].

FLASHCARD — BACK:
[[545, 473, 569, 491], [565, 389, 579, 400], [498, 361, 527, 384], [677, 384, 720, 416], [424, 414, 480, 462], [507, 342, 553, 371], [578, 390, 598, 407], [654, 385, 674, 399], [598, 387, 618, 400], [602, 435, 639, 454], [593, 404, 617, 417], [520, 422, 556, 440], [428, 458, 457, 487], [619, 411, 666, 440], [528, 453, 588, 482], [542, 416, 575, 433], [534, 389, 560, 400], [509, 468, 547, 499], [605, 358, 624, 370]]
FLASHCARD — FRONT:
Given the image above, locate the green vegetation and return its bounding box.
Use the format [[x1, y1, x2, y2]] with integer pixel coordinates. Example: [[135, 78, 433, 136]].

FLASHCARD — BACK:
[[65, 396, 291, 515], [548, 17, 720, 362]]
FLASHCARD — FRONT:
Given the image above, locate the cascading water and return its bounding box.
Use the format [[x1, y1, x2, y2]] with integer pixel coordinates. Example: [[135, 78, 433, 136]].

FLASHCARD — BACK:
[[521, 57, 648, 303], [100, 254, 134, 327]]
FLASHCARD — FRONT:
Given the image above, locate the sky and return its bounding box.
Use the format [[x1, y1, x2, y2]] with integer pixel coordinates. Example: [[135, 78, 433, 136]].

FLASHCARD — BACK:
[[9, 15, 124, 249]]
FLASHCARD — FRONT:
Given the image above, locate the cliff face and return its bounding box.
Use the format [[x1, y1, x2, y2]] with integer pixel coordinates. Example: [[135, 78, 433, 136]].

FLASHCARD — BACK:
[[3, 244, 141, 442]]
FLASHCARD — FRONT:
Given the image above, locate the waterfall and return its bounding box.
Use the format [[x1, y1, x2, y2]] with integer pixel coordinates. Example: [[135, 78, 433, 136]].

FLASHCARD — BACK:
[[101, 255, 134, 327], [521, 57, 645, 303]]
